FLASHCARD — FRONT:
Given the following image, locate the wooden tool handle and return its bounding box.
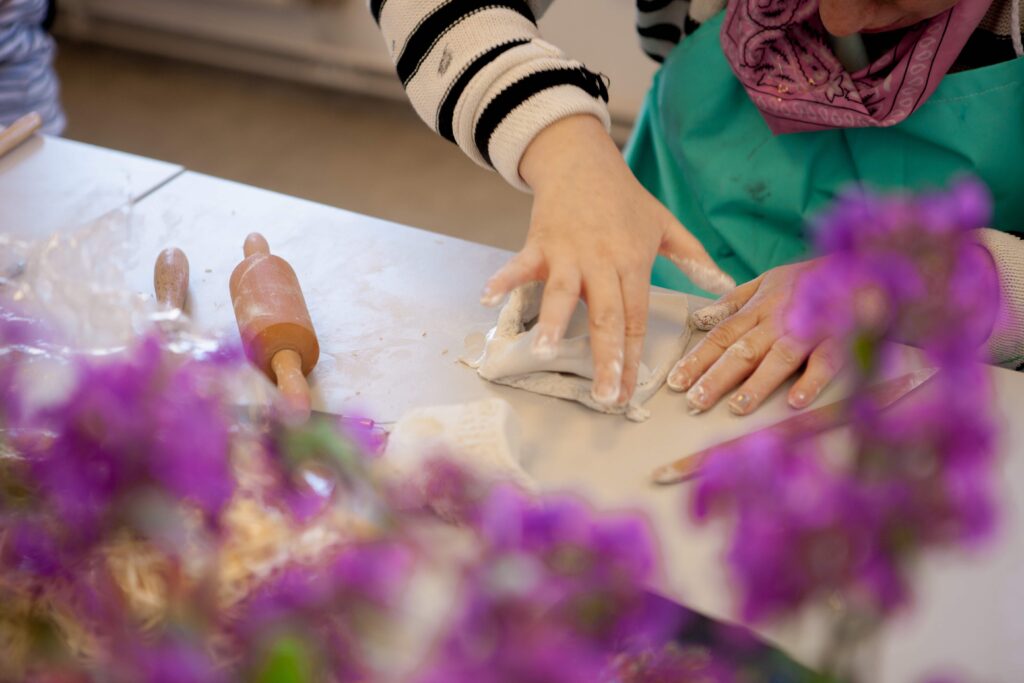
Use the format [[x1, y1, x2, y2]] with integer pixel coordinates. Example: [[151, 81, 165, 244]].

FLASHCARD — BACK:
[[244, 232, 271, 258], [0, 112, 42, 159], [154, 247, 189, 311], [271, 349, 312, 422]]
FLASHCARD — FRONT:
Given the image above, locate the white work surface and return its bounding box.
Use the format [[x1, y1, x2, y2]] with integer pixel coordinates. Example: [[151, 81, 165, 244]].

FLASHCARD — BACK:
[[107, 172, 1024, 680], [0, 135, 183, 238]]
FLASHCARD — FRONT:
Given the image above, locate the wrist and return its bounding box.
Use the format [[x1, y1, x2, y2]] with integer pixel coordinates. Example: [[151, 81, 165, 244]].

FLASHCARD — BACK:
[[519, 114, 619, 192]]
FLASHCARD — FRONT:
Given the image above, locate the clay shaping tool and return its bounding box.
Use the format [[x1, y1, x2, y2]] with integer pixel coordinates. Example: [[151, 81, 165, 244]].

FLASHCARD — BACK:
[[230, 232, 320, 422], [651, 367, 938, 486], [0, 112, 42, 160], [154, 247, 189, 312]]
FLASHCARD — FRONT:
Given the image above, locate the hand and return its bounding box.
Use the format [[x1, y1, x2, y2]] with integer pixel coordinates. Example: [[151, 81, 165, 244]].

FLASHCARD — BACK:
[[668, 259, 844, 415], [481, 115, 734, 407]]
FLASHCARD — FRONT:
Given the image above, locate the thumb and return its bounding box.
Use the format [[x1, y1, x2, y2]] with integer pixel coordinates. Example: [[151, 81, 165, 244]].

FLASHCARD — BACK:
[[660, 225, 735, 296]]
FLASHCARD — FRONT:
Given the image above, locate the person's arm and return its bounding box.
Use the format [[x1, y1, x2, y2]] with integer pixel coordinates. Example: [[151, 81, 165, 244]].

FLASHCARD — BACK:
[[370, 0, 611, 189], [976, 228, 1024, 369], [372, 0, 733, 407]]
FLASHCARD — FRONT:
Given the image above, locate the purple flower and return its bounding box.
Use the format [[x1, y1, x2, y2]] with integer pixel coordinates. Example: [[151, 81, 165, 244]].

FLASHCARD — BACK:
[[233, 540, 414, 681], [694, 433, 903, 621], [696, 179, 1001, 626], [417, 487, 679, 683], [121, 634, 226, 683]]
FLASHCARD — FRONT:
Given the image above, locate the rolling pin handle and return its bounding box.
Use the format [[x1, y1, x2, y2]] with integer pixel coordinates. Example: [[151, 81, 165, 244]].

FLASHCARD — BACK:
[[271, 349, 312, 422], [244, 232, 271, 258], [154, 247, 189, 311]]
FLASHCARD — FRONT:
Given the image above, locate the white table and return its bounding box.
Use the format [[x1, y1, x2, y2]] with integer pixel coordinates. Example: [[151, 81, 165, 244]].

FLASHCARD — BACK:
[[0, 135, 183, 239], [116, 171, 1024, 682]]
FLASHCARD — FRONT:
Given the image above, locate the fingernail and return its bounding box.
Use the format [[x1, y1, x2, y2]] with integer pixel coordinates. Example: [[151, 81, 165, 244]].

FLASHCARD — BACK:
[[593, 380, 620, 406], [667, 357, 696, 392], [480, 285, 503, 307], [592, 361, 623, 406], [532, 330, 558, 360], [789, 390, 809, 409], [686, 384, 708, 413], [728, 392, 753, 415]]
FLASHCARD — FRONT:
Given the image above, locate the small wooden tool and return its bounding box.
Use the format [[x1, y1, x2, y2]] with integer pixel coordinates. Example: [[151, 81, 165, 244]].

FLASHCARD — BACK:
[[0, 112, 42, 160], [154, 247, 189, 311], [650, 368, 937, 486], [229, 233, 319, 421]]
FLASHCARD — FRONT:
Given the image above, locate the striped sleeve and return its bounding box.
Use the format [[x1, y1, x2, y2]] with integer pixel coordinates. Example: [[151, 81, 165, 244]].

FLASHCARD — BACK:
[[370, 0, 611, 191], [0, 0, 64, 134], [636, 0, 725, 63]]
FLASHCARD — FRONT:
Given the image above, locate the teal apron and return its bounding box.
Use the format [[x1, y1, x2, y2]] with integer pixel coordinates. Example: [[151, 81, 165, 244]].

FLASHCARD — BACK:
[[626, 11, 1024, 296]]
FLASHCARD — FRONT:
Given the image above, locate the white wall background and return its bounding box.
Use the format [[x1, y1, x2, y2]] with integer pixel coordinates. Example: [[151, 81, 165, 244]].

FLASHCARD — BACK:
[[56, 0, 659, 133]]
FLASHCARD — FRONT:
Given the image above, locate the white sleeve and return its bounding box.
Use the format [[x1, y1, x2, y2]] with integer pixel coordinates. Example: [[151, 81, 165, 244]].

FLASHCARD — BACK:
[[370, 0, 611, 191], [977, 228, 1024, 369]]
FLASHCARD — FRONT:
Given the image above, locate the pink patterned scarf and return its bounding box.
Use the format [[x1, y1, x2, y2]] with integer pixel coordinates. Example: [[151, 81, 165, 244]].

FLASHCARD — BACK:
[[721, 0, 993, 134]]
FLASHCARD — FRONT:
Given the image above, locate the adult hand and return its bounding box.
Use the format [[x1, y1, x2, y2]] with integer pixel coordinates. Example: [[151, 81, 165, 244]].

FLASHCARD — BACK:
[[668, 259, 844, 415], [481, 115, 734, 407]]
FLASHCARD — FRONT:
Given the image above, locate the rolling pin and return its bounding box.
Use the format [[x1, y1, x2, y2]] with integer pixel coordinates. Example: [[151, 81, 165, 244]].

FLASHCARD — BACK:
[[0, 112, 42, 159], [154, 247, 189, 311], [229, 233, 319, 421]]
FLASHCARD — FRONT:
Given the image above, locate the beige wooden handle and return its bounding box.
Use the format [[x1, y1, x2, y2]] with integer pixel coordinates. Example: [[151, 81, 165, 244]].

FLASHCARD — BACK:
[[244, 232, 270, 258], [271, 349, 311, 422], [154, 247, 189, 311], [0, 112, 42, 159]]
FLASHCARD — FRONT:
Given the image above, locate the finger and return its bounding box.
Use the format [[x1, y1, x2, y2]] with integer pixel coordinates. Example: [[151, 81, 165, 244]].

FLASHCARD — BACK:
[[618, 270, 650, 405], [481, 247, 545, 306], [690, 277, 762, 331], [727, 334, 814, 416], [582, 272, 626, 407], [531, 264, 582, 360], [667, 311, 758, 393], [685, 323, 779, 414], [660, 226, 735, 296], [789, 338, 845, 409]]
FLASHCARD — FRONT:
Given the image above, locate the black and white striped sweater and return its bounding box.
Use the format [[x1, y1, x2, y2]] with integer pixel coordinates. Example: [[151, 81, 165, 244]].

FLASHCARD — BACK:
[[368, 0, 723, 190], [371, 0, 1024, 192]]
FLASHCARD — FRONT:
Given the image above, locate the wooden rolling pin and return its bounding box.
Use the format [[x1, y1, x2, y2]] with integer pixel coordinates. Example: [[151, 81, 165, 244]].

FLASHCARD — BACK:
[[229, 233, 319, 420], [154, 247, 189, 311], [0, 112, 42, 159]]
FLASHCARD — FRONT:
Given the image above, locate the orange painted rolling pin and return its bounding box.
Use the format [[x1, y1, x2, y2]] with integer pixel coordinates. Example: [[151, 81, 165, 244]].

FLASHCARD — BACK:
[[229, 233, 319, 421]]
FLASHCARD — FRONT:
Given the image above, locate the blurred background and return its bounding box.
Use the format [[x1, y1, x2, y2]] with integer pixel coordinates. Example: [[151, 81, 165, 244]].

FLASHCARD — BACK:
[[53, 0, 658, 251]]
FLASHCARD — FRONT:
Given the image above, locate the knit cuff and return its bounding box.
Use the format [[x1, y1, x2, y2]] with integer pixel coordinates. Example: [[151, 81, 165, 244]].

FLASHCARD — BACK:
[[976, 227, 1024, 368], [468, 57, 611, 191]]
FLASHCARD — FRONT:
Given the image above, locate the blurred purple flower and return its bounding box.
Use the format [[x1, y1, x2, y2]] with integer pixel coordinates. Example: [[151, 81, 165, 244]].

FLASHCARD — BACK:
[[418, 486, 679, 683], [23, 335, 234, 540], [233, 540, 413, 681], [121, 633, 226, 683], [694, 433, 903, 621], [3, 517, 63, 577], [793, 178, 998, 351], [697, 179, 1001, 625]]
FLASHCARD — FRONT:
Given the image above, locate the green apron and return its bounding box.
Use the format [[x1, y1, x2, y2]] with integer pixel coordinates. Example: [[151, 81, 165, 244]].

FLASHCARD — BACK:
[[626, 11, 1024, 296]]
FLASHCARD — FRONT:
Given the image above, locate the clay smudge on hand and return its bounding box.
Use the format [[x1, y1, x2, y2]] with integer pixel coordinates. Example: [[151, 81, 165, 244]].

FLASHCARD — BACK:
[[691, 302, 737, 331], [669, 256, 736, 296]]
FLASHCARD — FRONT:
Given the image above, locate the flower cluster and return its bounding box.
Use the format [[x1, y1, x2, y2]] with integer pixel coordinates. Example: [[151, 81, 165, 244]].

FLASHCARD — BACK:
[[417, 485, 680, 683], [693, 179, 1002, 625], [4, 308, 755, 683], [2, 334, 234, 576]]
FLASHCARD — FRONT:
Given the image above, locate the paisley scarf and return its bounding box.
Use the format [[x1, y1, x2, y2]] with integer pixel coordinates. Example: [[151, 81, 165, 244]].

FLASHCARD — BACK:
[[721, 0, 993, 133]]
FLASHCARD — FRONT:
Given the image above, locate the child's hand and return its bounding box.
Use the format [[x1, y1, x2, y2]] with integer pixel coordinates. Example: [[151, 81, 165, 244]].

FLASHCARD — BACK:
[[481, 115, 733, 406]]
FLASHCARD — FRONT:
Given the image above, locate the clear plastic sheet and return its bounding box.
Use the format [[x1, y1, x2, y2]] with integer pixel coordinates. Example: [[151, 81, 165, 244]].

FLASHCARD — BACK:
[[0, 205, 288, 419]]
